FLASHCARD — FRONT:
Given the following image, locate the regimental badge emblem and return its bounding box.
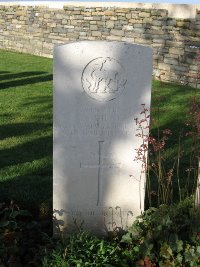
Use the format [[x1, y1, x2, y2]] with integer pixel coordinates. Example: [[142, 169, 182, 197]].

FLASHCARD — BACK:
[[81, 57, 127, 101]]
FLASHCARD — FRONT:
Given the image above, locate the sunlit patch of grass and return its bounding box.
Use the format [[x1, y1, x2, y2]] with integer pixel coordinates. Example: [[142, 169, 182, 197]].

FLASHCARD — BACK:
[[0, 50, 52, 215]]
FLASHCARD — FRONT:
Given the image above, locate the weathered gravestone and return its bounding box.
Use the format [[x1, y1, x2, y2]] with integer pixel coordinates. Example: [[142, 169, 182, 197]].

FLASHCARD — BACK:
[[53, 41, 153, 235]]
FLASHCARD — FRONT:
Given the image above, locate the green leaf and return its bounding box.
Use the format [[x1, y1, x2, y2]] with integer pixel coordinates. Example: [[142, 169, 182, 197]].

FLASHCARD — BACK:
[[196, 246, 200, 254], [175, 253, 183, 265], [121, 233, 132, 243], [0, 220, 9, 227], [176, 240, 183, 253], [10, 210, 32, 218]]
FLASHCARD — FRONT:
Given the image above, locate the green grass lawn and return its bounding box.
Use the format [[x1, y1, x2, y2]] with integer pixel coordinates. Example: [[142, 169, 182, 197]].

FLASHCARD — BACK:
[[0, 50, 52, 216], [0, 50, 199, 216], [150, 80, 199, 206]]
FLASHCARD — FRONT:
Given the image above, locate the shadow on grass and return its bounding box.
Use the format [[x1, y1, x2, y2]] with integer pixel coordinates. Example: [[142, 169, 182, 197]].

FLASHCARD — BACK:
[[0, 172, 52, 217], [21, 97, 53, 107], [0, 122, 52, 140], [0, 135, 52, 169], [0, 71, 10, 75], [0, 82, 53, 214], [0, 112, 15, 120], [0, 128, 52, 216], [0, 72, 53, 90], [0, 71, 48, 81]]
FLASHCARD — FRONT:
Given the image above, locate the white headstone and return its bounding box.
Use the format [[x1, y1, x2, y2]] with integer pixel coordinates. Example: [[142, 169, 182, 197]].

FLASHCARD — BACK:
[[53, 41, 152, 235]]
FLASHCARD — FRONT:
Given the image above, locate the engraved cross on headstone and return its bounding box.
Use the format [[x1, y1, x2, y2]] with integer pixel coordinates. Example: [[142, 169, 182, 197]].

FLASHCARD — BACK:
[[80, 141, 121, 206]]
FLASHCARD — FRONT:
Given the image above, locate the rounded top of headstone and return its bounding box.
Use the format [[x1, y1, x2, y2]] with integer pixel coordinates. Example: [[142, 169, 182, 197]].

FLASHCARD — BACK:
[[81, 57, 127, 102]]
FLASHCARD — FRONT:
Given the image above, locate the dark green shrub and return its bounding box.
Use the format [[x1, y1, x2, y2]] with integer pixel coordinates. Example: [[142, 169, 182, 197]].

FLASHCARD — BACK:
[[42, 231, 130, 267], [121, 197, 200, 266], [0, 199, 199, 266], [0, 201, 52, 266]]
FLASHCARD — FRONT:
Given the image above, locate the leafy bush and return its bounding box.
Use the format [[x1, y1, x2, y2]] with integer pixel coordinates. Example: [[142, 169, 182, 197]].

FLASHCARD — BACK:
[[121, 197, 200, 266], [42, 231, 129, 267], [0, 200, 52, 266], [0, 198, 199, 266]]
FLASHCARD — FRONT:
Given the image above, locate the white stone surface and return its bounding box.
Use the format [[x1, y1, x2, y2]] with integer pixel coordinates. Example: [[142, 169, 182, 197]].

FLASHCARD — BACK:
[[53, 41, 152, 235]]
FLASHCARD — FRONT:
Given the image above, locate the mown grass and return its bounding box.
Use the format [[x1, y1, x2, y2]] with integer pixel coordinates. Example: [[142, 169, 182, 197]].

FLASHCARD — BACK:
[[0, 50, 53, 216], [0, 49, 199, 216], [150, 80, 199, 204]]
